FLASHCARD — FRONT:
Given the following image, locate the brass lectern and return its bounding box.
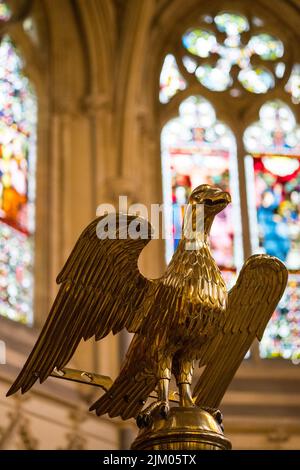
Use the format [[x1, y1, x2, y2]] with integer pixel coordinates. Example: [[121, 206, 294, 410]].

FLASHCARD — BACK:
[[7, 185, 288, 449]]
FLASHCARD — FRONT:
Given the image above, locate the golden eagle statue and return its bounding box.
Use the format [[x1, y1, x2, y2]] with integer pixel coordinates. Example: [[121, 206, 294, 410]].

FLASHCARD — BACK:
[[7, 184, 288, 430]]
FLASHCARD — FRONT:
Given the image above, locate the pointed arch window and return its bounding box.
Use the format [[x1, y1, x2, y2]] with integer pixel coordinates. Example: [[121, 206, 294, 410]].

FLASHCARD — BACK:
[[0, 35, 37, 324], [161, 95, 242, 285], [159, 9, 300, 361]]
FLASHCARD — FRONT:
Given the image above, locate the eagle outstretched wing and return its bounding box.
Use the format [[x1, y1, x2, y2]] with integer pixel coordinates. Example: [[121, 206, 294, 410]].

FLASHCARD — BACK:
[[7, 214, 153, 396], [193, 254, 288, 408]]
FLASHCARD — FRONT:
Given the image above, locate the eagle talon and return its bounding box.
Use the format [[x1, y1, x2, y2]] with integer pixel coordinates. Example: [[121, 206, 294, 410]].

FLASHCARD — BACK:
[[136, 400, 169, 428], [143, 413, 153, 427], [159, 402, 170, 419], [136, 411, 153, 428], [201, 407, 224, 429], [136, 414, 145, 428]]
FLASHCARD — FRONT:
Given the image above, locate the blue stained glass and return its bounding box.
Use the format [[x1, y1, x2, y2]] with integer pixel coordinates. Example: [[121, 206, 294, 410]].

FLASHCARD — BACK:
[[245, 101, 300, 361]]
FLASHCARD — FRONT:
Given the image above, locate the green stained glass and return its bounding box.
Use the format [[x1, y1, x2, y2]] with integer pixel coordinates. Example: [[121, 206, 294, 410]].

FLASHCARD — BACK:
[[259, 275, 300, 362], [182, 29, 217, 58], [0, 36, 37, 325], [238, 67, 275, 94], [214, 12, 249, 34], [195, 63, 232, 91], [248, 34, 284, 60], [161, 95, 243, 271], [181, 11, 283, 95], [244, 101, 300, 361], [0, 222, 33, 324]]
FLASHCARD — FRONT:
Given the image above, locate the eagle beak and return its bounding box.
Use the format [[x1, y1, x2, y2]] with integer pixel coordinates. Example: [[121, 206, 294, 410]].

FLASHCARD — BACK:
[[189, 186, 231, 209], [203, 190, 231, 209]]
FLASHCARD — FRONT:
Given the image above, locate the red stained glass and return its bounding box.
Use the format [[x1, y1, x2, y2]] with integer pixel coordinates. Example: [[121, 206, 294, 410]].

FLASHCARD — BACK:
[[161, 95, 242, 282]]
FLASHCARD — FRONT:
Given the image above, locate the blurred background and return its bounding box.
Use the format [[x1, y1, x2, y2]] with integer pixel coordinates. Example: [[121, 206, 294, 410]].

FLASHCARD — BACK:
[[0, 0, 300, 449]]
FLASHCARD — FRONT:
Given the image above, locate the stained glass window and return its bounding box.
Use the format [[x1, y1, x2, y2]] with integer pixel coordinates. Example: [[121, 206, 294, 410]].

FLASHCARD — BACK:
[[159, 54, 186, 104], [160, 9, 300, 362], [182, 12, 283, 94], [0, 0, 11, 21], [0, 36, 37, 324], [161, 95, 242, 285], [244, 101, 300, 361], [286, 64, 300, 104]]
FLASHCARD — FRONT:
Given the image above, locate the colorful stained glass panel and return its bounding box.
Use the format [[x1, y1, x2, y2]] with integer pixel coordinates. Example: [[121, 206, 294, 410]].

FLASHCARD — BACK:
[[247, 155, 300, 268], [161, 96, 243, 277], [214, 12, 249, 34], [248, 34, 284, 60], [181, 12, 282, 95], [195, 63, 232, 92], [238, 67, 274, 94], [0, 36, 37, 324], [182, 29, 217, 58], [0, 222, 33, 323], [245, 101, 300, 360], [260, 274, 300, 361], [159, 54, 186, 104]]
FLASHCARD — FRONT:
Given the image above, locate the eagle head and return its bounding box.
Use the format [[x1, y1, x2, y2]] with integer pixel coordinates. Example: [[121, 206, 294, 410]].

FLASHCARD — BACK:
[[183, 185, 231, 241], [189, 184, 231, 212]]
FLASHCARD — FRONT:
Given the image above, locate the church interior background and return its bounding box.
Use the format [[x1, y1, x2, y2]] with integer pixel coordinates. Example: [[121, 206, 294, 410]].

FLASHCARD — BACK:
[[0, 0, 300, 450]]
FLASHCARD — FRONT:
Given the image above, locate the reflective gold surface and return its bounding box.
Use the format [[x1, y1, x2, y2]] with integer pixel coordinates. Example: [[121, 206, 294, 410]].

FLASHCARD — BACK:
[[7, 184, 288, 450], [132, 407, 231, 450], [51, 367, 113, 392], [50, 367, 180, 403]]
